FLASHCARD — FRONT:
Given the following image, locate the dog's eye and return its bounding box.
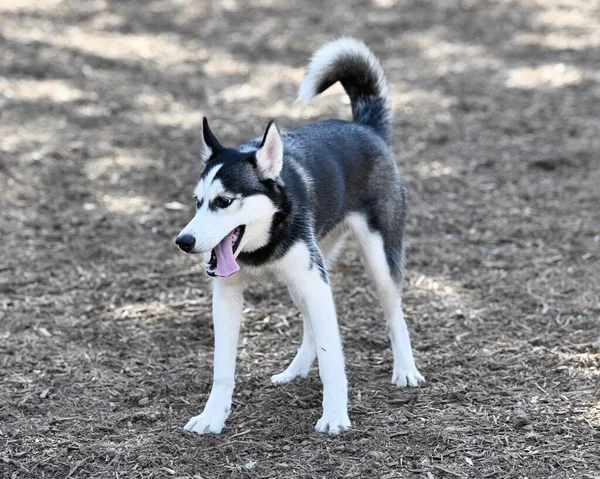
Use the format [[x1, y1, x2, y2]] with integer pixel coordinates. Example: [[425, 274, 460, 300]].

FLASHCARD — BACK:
[[195, 197, 203, 210], [214, 196, 233, 209]]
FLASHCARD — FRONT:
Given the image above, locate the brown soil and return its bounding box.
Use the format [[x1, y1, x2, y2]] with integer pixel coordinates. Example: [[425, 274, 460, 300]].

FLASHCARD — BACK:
[[1, 0, 599, 478]]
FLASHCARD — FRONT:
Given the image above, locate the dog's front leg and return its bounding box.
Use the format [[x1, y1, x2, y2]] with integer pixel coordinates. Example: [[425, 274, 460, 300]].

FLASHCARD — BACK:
[[283, 244, 350, 435], [184, 275, 244, 434]]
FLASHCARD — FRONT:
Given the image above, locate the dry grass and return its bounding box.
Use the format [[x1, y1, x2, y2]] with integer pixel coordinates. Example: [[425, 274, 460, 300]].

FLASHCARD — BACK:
[[1, 0, 599, 477]]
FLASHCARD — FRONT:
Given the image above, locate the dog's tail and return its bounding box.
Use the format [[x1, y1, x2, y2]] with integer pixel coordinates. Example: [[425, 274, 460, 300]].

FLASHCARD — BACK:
[[297, 37, 392, 144]]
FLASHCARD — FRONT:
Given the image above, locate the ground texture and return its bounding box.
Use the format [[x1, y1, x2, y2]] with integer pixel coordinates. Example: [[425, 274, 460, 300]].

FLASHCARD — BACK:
[[1, 0, 599, 477]]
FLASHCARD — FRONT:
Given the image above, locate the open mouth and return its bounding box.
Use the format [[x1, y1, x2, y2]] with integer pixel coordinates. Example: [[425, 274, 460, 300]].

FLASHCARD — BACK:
[[206, 225, 245, 277]]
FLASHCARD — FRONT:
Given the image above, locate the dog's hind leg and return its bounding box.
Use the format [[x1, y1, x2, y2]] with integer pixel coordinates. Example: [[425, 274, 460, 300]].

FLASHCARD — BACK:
[[347, 213, 424, 387], [319, 223, 349, 268], [271, 296, 316, 384]]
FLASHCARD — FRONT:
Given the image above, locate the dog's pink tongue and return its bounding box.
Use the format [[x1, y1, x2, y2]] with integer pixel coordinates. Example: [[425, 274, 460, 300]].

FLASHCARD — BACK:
[[214, 231, 240, 277]]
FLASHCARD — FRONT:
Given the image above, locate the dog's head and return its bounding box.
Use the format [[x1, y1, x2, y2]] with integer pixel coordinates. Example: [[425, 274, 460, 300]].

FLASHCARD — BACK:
[[175, 118, 286, 277]]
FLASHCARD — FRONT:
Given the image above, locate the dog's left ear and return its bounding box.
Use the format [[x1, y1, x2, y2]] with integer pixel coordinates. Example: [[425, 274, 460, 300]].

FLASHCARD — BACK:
[[200, 117, 224, 162], [255, 121, 283, 180]]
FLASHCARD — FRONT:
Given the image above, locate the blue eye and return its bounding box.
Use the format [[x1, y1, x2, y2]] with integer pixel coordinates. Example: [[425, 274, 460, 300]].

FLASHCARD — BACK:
[[214, 197, 233, 209], [195, 197, 203, 210]]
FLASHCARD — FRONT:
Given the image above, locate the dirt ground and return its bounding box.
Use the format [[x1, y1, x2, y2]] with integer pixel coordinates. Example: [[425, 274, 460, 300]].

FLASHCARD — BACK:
[[1, 0, 599, 477]]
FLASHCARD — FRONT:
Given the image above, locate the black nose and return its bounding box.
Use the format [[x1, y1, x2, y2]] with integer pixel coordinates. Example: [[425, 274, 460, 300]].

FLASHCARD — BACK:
[[175, 234, 195, 252]]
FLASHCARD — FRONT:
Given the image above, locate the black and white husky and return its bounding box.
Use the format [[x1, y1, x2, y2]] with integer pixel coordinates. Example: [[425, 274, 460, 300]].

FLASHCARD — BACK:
[[176, 38, 424, 435]]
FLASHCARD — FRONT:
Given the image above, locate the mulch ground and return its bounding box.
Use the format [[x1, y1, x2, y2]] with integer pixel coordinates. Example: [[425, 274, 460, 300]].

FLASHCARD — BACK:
[[1, 0, 599, 477]]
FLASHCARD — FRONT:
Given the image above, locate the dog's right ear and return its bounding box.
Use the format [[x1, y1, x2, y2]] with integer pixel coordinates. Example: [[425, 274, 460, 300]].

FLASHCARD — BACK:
[[200, 117, 224, 162], [255, 121, 283, 180]]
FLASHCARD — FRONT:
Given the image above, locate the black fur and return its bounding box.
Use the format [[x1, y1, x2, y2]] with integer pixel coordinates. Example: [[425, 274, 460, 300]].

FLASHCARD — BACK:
[[193, 41, 404, 283], [311, 52, 392, 144], [200, 118, 405, 282], [202, 117, 224, 153]]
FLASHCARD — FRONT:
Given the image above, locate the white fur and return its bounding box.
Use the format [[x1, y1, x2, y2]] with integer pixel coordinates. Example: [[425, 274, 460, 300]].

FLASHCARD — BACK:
[[183, 212, 422, 435], [240, 214, 276, 253], [346, 214, 424, 387], [297, 37, 389, 104], [179, 194, 277, 255], [270, 226, 349, 386], [275, 243, 350, 434], [180, 164, 279, 257], [186, 241, 350, 435], [184, 273, 245, 434], [255, 123, 283, 180], [194, 164, 223, 201]]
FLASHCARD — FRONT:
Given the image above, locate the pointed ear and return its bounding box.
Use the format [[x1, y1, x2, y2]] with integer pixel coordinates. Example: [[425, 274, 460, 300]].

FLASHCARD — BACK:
[[255, 121, 283, 180], [200, 117, 224, 162]]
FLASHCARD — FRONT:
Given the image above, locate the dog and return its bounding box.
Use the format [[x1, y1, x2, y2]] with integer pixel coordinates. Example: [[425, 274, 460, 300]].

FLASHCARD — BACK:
[[175, 38, 424, 435]]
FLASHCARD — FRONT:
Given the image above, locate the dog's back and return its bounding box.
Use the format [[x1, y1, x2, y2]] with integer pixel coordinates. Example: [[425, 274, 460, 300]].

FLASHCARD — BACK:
[[238, 38, 406, 279]]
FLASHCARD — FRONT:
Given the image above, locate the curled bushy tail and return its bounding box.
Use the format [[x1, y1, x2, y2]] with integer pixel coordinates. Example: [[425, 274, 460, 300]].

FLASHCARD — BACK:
[[297, 37, 392, 144]]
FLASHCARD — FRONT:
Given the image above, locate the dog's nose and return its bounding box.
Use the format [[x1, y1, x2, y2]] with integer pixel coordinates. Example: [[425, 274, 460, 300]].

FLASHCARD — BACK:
[[175, 234, 195, 252]]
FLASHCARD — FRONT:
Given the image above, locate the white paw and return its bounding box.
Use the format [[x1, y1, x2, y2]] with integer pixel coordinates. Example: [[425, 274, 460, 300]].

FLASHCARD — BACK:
[[315, 412, 351, 435], [183, 410, 228, 435], [271, 368, 309, 385], [392, 365, 425, 387]]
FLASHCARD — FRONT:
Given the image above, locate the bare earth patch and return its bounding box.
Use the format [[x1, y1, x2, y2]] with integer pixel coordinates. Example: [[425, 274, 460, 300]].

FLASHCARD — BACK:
[[1, 0, 599, 477]]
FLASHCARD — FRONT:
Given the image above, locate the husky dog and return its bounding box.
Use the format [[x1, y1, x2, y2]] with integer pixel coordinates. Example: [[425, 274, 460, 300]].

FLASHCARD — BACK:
[[176, 38, 424, 435]]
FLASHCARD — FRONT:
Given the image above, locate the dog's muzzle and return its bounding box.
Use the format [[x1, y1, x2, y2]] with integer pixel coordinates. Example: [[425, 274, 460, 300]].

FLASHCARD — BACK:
[[175, 234, 195, 253]]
